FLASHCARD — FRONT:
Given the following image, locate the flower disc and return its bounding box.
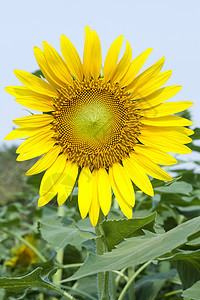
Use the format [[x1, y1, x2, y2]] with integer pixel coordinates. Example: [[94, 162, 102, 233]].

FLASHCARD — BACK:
[[53, 79, 141, 170]]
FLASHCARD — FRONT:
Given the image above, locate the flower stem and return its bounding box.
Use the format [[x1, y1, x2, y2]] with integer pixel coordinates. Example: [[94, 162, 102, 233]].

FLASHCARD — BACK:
[[164, 289, 183, 297], [58, 263, 83, 270], [118, 260, 152, 300], [95, 211, 109, 300], [52, 205, 65, 300], [128, 267, 135, 300], [109, 272, 117, 300]]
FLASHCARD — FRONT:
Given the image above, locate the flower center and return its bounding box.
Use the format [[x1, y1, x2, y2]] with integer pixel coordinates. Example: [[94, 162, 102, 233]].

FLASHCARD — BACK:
[[53, 79, 142, 170], [74, 102, 112, 142]]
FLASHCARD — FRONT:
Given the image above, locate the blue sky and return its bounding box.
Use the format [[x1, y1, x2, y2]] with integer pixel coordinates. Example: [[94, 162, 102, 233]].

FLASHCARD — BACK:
[[1, 0, 200, 157]]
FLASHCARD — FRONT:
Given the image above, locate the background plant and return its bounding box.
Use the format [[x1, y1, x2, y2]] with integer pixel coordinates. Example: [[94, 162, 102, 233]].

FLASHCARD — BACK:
[[0, 125, 199, 300]]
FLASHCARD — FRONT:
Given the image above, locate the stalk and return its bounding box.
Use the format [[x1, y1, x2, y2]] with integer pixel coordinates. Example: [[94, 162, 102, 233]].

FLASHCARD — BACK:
[[95, 211, 109, 300]]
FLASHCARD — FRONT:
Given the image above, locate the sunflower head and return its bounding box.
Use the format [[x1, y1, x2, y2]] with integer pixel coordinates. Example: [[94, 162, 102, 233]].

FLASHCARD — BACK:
[[6, 235, 38, 268], [5, 26, 193, 226]]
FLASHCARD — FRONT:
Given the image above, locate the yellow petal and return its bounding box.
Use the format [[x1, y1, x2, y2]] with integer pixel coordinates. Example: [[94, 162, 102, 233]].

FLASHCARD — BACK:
[[39, 154, 67, 197], [141, 125, 193, 144], [57, 163, 78, 206], [5, 86, 53, 99], [130, 152, 173, 181], [109, 163, 135, 206], [116, 198, 133, 219], [98, 169, 112, 216], [180, 127, 194, 136], [38, 193, 55, 207], [78, 167, 93, 218], [15, 96, 54, 112], [89, 171, 100, 227], [134, 145, 177, 165], [83, 26, 93, 79], [138, 134, 192, 154], [141, 115, 194, 127], [34, 46, 64, 89], [141, 101, 194, 118], [126, 56, 165, 92], [43, 41, 73, 85], [13, 114, 53, 127], [16, 130, 55, 154], [144, 125, 194, 137], [26, 146, 60, 175], [109, 168, 133, 218], [90, 30, 102, 80], [123, 157, 154, 196], [131, 70, 172, 99], [103, 35, 123, 82], [120, 48, 153, 88], [61, 35, 83, 81], [5, 124, 52, 140], [136, 85, 182, 109], [112, 41, 132, 83], [16, 144, 54, 161], [14, 70, 58, 97]]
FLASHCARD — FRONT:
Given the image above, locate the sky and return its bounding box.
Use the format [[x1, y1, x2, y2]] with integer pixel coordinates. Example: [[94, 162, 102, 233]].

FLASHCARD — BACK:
[[1, 0, 200, 164]]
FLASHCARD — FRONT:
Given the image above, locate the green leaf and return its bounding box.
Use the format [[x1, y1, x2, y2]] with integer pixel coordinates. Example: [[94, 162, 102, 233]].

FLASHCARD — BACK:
[[32, 69, 44, 78], [160, 249, 200, 262], [40, 216, 96, 251], [191, 128, 200, 140], [159, 249, 200, 289], [155, 181, 193, 195], [177, 206, 200, 218], [0, 267, 56, 293], [188, 143, 200, 152], [175, 259, 200, 290], [101, 212, 157, 251], [160, 194, 200, 207], [0, 289, 5, 300], [182, 280, 200, 300], [63, 216, 200, 281], [32, 255, 57, 275], [135, 269, 177, 300], [187, 236, 200, 246]]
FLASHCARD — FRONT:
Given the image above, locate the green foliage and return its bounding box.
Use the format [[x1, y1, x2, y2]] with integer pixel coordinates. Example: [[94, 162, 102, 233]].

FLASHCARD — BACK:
[[0, 145, 35, 205], [0, 267, 57, 293], [100, 212, 157, 251], [62, 216, 200, 281], [40, 216, 96, 251], [0, 128, 200, 299], [182, 280, 200, 299]]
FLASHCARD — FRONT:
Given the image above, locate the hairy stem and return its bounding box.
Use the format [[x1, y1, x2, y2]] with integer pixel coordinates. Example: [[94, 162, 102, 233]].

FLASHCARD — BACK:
[[53, 205, 65, 300], [95, 211, 109, 300]]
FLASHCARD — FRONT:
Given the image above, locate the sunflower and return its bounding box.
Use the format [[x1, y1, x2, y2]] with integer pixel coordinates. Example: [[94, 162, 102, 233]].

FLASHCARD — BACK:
[[5, 26, 193, 226], [6, 235, 38, 268]]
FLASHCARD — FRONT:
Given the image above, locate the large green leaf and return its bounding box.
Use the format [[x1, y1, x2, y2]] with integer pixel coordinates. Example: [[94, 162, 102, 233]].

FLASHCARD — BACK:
[[40, 216, 96, 251], [155, 181, 193, 195], [0, 267, 56, 294], [101, 212, 156, 251], [63, 216, 200, 281], [182, 280, 200, 300]]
